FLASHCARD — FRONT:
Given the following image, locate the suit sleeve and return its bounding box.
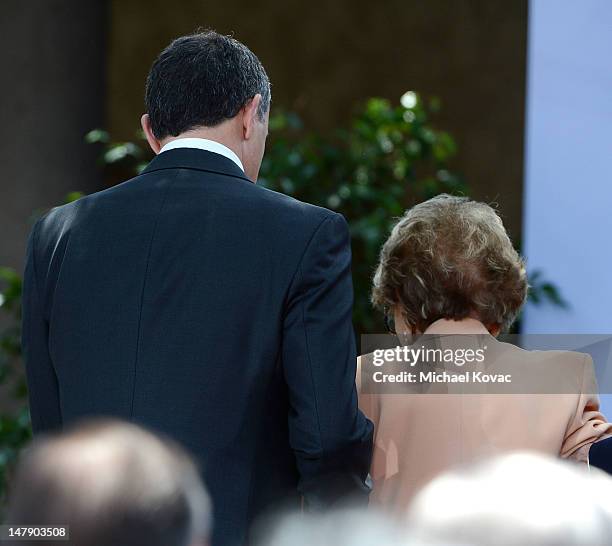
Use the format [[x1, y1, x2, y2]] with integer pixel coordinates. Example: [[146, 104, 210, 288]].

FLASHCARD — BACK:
[[282, 213, 373, 508], [356, 355, 381, 438], [561, 354, 612, 462], [21, 218, 62, 434]]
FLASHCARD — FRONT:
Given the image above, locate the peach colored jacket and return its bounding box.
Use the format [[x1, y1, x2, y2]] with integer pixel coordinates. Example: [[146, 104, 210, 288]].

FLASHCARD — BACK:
[[357, 319, 612, 513]]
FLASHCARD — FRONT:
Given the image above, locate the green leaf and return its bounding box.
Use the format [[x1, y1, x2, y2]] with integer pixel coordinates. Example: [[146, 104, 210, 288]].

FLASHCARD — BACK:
[[84, 129, 109, 144], [65, 191, 84, 203]]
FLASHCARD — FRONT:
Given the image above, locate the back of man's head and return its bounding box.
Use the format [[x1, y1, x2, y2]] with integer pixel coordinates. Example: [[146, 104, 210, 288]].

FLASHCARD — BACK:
[[7, 419, 210, 546], [145, 30, 271, 140]]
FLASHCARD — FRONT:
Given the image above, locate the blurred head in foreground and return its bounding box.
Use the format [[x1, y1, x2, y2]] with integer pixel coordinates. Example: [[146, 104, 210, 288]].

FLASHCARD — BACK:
[[406, 452, 612, 546], [7, 419, 210, 546], [259, 508, 405, 546], [372, 194, 527, 335]]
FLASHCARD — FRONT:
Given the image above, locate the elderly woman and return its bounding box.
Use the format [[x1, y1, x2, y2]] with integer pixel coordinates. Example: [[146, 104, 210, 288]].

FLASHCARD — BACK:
[[358, 194, 611, 512]]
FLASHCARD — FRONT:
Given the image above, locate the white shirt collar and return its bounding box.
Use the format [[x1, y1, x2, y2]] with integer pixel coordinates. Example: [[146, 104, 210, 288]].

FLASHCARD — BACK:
[[159, 138, 244, 172]]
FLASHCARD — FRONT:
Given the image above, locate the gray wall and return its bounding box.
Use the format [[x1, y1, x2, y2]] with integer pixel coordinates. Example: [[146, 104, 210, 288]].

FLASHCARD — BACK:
[[0, 0, 107, 271]]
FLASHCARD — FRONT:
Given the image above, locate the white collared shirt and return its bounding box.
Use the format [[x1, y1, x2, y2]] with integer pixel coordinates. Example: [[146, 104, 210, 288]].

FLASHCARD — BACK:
[[159, 137, 244, 172]]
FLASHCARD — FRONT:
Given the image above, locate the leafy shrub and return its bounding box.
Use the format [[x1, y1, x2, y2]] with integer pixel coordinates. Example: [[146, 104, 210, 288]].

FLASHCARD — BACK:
[[0, 268, 31, 513]]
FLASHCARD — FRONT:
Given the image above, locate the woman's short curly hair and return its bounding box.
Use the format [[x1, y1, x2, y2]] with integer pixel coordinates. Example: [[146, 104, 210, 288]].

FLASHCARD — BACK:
[[372, 194, 528, 333]]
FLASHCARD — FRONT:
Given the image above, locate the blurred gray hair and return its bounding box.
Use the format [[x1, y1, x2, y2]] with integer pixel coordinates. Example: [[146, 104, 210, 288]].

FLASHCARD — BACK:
[[372, 194, 528, 333], [406, 452, 612, 546], [259, 509, 406, 546], [8, 419, 211, 546]]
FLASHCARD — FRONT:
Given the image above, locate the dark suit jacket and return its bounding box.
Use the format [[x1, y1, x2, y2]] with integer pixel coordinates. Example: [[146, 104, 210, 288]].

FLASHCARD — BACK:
[[589, 437, 612, 475], [21, 148, 373, 546]]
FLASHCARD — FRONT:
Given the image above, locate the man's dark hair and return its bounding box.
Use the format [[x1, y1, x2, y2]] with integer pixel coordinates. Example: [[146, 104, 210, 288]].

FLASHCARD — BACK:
[[7, 419, 210, 546], [145, 30, 271, 139]]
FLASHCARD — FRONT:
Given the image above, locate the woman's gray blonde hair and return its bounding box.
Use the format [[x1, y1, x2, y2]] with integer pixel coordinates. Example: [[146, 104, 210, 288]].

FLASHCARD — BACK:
[[372, 194, 528, 332]]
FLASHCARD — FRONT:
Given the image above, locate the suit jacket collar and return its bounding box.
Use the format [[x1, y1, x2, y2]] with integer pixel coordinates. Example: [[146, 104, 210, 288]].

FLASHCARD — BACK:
[[141, 148, 253, 184]]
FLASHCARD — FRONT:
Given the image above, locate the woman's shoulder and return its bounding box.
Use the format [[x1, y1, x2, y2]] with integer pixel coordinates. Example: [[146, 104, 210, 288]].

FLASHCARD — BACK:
[[490, 338, 592, 393]]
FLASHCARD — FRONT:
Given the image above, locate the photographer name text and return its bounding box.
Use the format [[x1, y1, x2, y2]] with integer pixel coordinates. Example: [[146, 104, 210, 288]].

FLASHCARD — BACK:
[[371, 370, 512, 383]]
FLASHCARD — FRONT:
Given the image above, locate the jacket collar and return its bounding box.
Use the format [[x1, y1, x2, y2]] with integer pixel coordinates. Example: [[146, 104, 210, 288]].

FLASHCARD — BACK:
[[159, 137, 244, 171], [140, 148, 253, 184]]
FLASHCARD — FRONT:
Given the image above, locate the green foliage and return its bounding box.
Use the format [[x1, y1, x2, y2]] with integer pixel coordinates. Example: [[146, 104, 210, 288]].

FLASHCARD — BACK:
[[528, 270, 568, 308], [86, 129, 149, 174], [0, 267, 31, 512], [258, 93, 466, 332]]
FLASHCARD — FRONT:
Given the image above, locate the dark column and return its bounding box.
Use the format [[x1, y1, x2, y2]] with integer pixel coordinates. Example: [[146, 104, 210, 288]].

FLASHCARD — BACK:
[[0, 0, 107, 270]]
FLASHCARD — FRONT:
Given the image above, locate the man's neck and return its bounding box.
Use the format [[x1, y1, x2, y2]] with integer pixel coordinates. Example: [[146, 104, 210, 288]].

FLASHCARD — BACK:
[[160, 128, 242, 164]]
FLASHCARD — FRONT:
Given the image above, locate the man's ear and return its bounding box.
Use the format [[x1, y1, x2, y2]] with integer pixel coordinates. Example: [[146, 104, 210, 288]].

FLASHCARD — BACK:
[[242, 94, 262, 140], [141, 114, 162, 154]]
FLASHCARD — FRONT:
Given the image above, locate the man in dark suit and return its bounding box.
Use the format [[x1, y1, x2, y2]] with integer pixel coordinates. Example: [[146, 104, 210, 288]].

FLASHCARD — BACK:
[[21, 31, 373, 546]]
